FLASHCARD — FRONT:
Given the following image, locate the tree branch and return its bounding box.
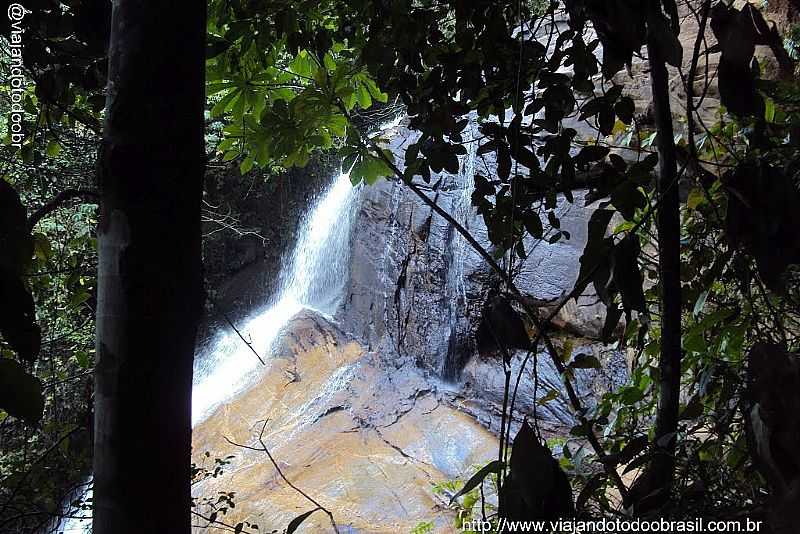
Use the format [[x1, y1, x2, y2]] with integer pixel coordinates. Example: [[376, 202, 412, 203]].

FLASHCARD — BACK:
[[27, 188, 99, 231], [225, 420, 340, 534], [210, 297, 266, 366], [348, 115, 633, 501]]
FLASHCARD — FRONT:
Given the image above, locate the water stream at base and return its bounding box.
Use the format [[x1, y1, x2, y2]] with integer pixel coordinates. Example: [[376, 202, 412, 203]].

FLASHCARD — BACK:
[[51, 171, 361, 533]]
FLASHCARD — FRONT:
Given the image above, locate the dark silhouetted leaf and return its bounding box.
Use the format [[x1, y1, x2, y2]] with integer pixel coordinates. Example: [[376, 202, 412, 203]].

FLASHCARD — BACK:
[[501, 421, 574, 521], [449, 460, 503, 504], [0, 359, 44, 423], [286, 508, 320, 534], [618, 435, 649, 465], [612, 237, 646, 313], [615, 97, 635, 124], [679, 395, 703, 421], [576, 473, 605, 511], [601, 304, 623, 341], [575, 145, 610, 170]]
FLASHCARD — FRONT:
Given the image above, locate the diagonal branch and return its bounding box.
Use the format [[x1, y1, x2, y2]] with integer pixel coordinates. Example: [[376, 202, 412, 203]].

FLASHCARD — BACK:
[[225, 420, 340, 534], [27, 188, 99, 231], [210, 297, 266, 366], [341, 108, 632, 500]]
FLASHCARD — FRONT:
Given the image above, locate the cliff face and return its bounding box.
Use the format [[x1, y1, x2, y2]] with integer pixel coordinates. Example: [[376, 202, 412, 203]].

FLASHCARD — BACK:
[[339, 122, 627, 436], [192, 311, 496, 533], [192, 122, 625, 532]]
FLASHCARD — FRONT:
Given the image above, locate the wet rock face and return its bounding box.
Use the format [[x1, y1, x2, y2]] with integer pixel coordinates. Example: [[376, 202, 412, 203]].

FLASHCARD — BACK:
[[192, 311, 496, 533], [201, 158, 337, 331], [194, 123, 626, 534], [191, 157, 626, 530], [338, 122, 624, 435]]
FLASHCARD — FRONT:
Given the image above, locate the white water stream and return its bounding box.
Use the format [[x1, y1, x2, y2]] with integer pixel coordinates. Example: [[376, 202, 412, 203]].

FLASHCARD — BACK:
[[192, 171, 361, 425], [52, 170, 361, 533]]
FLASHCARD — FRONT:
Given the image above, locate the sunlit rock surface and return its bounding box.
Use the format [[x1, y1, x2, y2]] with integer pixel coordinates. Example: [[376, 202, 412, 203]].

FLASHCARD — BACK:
[[191, 311, 496, 533], [190, 117, 628, 532]]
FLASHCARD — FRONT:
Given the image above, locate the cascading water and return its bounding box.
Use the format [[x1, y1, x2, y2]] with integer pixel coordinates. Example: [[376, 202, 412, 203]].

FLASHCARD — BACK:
[[192, 171, 361, 425], [448, 117, 479, 308], [50, 170, 361, 533], [50, 481, 92, 533], [441, 117, 479, 380]]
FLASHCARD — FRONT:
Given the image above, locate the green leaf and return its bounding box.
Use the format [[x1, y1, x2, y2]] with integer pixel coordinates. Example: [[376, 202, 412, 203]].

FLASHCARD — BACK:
[[686, 188, 706, 210], [33, 233, 52, 261], [356, 85, 372, 109], [46, 140, 62, 158], [764, 97, 775, 122], [289, 51, 314, 78], [211, 89, 240, 118], [222, 150, 240, 162], [0, 359, 44, 423], [75, 350, 90, 369], [68, 290, 90, 308], [327, 115, 347, 137], [351, 154, 392, 185], [239, 155, 255, 174], [449, 460, 503, 504], [683, 328, 706, 353], [619, 385, 644, 406], [538, 389, 560, 405], [361, 76, 388, 103], [286, 508, 320, 534]]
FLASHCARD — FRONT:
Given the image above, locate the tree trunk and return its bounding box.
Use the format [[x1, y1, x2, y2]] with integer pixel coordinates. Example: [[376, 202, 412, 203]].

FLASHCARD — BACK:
[[640, 0, 683, 506], [93, 1, 206, 532]]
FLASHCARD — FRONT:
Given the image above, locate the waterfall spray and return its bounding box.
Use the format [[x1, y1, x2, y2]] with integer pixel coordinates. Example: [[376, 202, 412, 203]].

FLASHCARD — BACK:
[[191, 172, 361, 425], [51, 170, 361, 533]]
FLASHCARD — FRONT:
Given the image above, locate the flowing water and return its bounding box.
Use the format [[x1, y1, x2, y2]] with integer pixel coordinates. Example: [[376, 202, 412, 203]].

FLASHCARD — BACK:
[[50, 170, 361, 533], [441, 116, 480, 380], [192, 171, 362, 425]]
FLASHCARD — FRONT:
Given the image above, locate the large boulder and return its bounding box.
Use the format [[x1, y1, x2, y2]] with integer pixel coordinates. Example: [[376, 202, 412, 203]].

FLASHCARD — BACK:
[[192, 311, 496, 533]]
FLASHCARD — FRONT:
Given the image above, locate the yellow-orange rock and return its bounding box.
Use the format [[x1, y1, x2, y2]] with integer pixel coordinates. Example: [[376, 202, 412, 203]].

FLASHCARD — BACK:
[[191, 310, 496, 533]]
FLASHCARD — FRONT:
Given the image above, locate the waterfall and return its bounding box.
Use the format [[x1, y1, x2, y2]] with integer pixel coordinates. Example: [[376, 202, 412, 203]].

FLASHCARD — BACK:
[[192, 171, 361, 425], [49, 170, 361, 533], [49, 479, 92, 533], [441, 117, 479, 380], [448, 116, 479, 308]]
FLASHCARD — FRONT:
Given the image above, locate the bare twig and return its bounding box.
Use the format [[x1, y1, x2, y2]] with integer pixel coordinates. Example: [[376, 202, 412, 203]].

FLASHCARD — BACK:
[[225, 420, 340, 533], [191, 510, 258, 534], [210, 298, 266, 366]]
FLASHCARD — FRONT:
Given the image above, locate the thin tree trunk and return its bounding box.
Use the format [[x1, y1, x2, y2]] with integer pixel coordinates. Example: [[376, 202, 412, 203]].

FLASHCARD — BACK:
[[643, 0, 682, 502], [93, 1, 206, 532]]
